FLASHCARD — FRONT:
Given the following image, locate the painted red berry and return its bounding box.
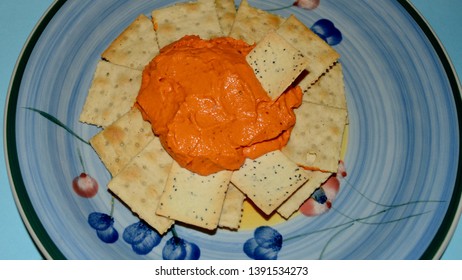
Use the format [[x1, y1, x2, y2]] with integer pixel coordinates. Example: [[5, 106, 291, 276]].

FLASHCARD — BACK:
[[337, 160, 347, 178], [293, 0, 320, 10], [72, 173, 99, 198], [322, 176, 340, 201], [300, 197, 330, 216]]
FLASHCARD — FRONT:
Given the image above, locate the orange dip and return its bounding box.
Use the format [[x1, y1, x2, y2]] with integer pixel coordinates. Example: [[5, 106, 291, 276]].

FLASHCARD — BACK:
[[136, 35, 302, 175]]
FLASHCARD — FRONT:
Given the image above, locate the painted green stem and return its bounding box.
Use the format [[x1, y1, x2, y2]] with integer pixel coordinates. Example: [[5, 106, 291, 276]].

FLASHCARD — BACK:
[[24, 107, 90, 146]]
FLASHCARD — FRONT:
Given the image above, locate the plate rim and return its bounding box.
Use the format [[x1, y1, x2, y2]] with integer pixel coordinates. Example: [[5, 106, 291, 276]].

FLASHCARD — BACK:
[[397, 0, 462, 259], [4, 0, 66, 260], [4, 0, 462, 260]]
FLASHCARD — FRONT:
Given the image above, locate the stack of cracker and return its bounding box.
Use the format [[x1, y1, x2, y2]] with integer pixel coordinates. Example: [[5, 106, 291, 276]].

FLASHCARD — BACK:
[[79, 0, 348, 235]]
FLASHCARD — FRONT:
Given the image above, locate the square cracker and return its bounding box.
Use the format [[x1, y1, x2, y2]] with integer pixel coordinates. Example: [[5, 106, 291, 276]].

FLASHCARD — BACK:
[[231, 150, 309, 215], [229, 0, 285, 44], [213, 0, 237, 35], [79, 60, 142, 127], [90, 107, 155, 176], [246, 31, 308, 99], [218, 183, 246, 230], [303, 62, 347, 109], [276, 15, 340, 88], [277, 171, 331, 219], [157, 161, 232, 230], [108, 138, 174, 234], [152, 0, 223, 48], [102, 14, 159, 71], [282, 102, 347, 173]]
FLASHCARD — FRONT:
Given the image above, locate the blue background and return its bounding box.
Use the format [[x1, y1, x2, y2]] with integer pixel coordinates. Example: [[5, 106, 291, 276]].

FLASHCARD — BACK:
[[1, 0, 461, 259]]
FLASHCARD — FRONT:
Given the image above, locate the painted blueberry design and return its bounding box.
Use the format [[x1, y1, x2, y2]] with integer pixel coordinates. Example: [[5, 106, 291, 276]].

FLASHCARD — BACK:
[[243, 226, 283, 260], [122, 222, 201, 259], [123, 221, 162, 255], [310, 19, 343, 46], [163, 235, 201, 260], [312, 187, 328, 204], [88, 212, 119, 243]]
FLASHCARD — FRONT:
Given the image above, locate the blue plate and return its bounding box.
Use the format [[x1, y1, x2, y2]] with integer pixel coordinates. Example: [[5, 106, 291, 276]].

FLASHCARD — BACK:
[[5, 0, 462, 259]]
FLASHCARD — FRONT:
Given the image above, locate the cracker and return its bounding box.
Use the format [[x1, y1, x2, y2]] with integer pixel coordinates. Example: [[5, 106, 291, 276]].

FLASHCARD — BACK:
[[218, 183, 246, 230], [79, 60, 142, 127], [246, 31, 308, 99], [157, 161, 232, 230], [213, 0, 237, 35], [229, 0, 285, 44], [303, 62, 347, 109], [152, 0, 223, 48], [108, 138, 174, 234], [276, 15, 340, 87], [231, 150, 309, 215], [282, 102, 348, 173], [101, 14, 159, 71], [90, 107, 155, 176], [277, 171, 331, 219]]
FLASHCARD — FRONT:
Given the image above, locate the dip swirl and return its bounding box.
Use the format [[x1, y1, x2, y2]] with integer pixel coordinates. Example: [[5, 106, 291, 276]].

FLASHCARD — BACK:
[[136, 35, 302, 175]]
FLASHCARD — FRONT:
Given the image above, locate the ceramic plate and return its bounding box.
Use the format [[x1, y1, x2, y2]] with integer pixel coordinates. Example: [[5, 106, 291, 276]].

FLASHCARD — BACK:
[[5, 0, 462, 259]]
